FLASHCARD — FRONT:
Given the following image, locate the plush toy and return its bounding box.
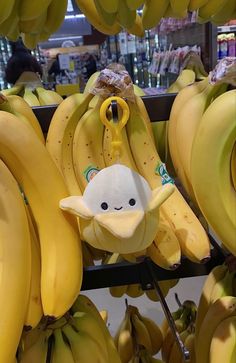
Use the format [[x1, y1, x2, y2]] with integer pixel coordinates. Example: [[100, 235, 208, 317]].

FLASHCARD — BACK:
[[60, 164, 174, 254]]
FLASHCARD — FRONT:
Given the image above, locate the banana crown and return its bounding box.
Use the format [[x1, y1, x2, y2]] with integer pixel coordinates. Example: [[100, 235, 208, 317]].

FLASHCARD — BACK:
[[60, 164, 174, 239]]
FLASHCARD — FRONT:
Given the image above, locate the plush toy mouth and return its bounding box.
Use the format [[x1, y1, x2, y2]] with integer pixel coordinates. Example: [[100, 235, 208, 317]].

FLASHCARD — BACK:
[[114, 206, 123, 210]]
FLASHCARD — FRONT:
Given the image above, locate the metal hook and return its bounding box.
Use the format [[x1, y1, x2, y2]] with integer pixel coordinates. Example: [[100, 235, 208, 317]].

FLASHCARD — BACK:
[[145, 259, 190, 361]]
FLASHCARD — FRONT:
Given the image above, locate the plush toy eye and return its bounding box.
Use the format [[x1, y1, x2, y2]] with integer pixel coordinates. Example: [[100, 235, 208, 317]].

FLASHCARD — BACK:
[[101, 202, 108, 210], [129, 198, 136, 206]]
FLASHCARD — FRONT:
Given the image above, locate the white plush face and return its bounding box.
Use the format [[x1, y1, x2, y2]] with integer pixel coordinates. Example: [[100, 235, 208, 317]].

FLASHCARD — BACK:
[[83, 164, 152, 215]]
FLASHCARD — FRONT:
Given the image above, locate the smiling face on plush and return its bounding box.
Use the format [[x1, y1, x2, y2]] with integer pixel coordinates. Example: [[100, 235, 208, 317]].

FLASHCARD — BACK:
[[60, 164, 174, 253]]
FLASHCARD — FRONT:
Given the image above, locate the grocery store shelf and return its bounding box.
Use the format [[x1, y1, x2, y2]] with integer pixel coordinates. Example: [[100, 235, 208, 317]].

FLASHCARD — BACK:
[[81, 244, 225, 291], [217, 25, 236, 33], [32, 93, 177, 132]]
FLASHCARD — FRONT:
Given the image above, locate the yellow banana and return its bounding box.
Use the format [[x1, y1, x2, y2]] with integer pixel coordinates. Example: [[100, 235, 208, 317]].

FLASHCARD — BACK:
[[46, 92, 93, 195], [44, 0, 68, 34], [75, 0, 121, 35], [126, 284, 144, 298], [199, 0, 229, 19], [147, 217, 181, 270], [19, 10, 47, 34], [0, 93, 44, 143], [138, 314, 163, 355], [209, 316, 236, 363], [24, 204, 43, 329], [126, 13, 145, 37], [170, 0, 190, 18], [18, 329, 52, 363], [117, 0, 136, 29], [195, 296, 236, 363], [0, 0, 19, 37], [191, 90, 236, 256], [231, 143, 236, 191], [62, 323, 108, 363], [72, 294, 122, 363], [50, 328, 75, 363], [142, 0, 169, 30], [21, 33, 40, 50], [109, 285, 128, 298], [1, 84, 23, 96], [19, 0, 52, 21], [23, 87, 41, 107], [97, 0, 119, 13], [168, 327, 190, 363], [73, 96, 106, 192], [126, 0, 144, 11], [94, 0, 117, 26], [195, 264, 228, 342], [211, 0, 236, 25], [72, 311, 109, 361], [210, 269, 235, 303], [35, 87, 63, 106], [115, 308, 134, 363], [0, 0, 15, 25], [0, 111, 83, 318], [188, 0, 208, 11], [0, 160, 31, 363]]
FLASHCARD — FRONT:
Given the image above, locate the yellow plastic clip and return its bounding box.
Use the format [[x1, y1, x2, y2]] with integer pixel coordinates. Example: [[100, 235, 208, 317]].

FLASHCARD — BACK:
[[100, 96, 130, 160]]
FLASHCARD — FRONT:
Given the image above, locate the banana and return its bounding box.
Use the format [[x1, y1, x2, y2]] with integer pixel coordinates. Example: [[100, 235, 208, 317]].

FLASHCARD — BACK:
[[99, 309, 108, 323], [208, 315, 236, 363], [1, 84, 23, 96], [175, 82, 228, 190], [169, 0, 190, 18], [168, 327, 190, 363], [0, 93, 44, 143], [182, 331, 195, 363], [109, 285, 128, 298], [0, 160, 31, 363], [24, 204, 43, 329], [199, 0, 229, 19], [126, 97, 211, 263], [62, 323, 108, 363], [141, 0, 169, 30], [44, 0, 67, 34], [195, 264, 228, 342], [35, 87, 63, 106], [210, 269, 235, 303], [19, 0, 52, 21], [115, 308, 134, 363], [188, 0, 208, 11], [0, 0, 15, 25], [167, 69, 196, 94], [50, 328, 75, 363], [138, 314, 163, 355], [126, 0, 144, 10], [75, 0, 121, 35], [94, 0, 117, 26], [97, 0, 119, 13], [0, 0, 19, 37], [167, 77, 209, 192], [145, 281, 171, 302], [72, 295, 122, 363], [21, 33, 40, 50], [20, 324, 45, 352], [73, 96, 106, 192], [46, 92, 93, 195], [195, 296, 236, 363], [23, 87, 41, 107], [191, 90, 236, 256], [126, 284, 144, 298], [126, 13, 145, 38], [147, 219, 181, 270], [19, 10, 47, 34], [117, 0, 136, 29], [211, 0, 236, 25], [231, 143, 236, 191], [19, 329, 52, 363], [0, 111, 83, 318], [71, 311, 109, 361]]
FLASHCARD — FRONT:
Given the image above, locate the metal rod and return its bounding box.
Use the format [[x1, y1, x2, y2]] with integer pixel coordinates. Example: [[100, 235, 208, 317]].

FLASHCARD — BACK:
[[145, 259, 190, 361], [111, 99, 118, 122]]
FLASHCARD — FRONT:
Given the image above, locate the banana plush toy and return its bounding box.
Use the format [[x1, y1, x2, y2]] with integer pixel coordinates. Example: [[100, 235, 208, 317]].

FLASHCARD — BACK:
[[60, 164, 174, 254]]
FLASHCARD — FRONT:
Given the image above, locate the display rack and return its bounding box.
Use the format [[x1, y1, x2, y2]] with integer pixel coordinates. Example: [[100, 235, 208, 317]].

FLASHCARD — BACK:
[[32, 94, 227, 361]]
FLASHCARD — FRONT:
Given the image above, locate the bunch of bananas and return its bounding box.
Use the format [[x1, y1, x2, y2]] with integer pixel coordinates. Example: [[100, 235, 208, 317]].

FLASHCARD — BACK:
[[46, 65, 211, 266], [17, 294, 121, 363], [114, 302, 164, 362], [168, 58, 236, 256], [102, 252, 179, 299], [161, 299, 197, 363], [0, 0, 68, 49], [194, 262, 236, 362], [2, 77, 63, 107], [75, 0, 236, 37], [0, 92, 83, 362]]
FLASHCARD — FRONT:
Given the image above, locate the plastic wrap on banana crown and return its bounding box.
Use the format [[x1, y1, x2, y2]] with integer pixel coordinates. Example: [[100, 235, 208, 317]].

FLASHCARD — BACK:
[[59, 164, 174, 254], [88, 63, 136, 102], [209, 57, 236, 86]]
